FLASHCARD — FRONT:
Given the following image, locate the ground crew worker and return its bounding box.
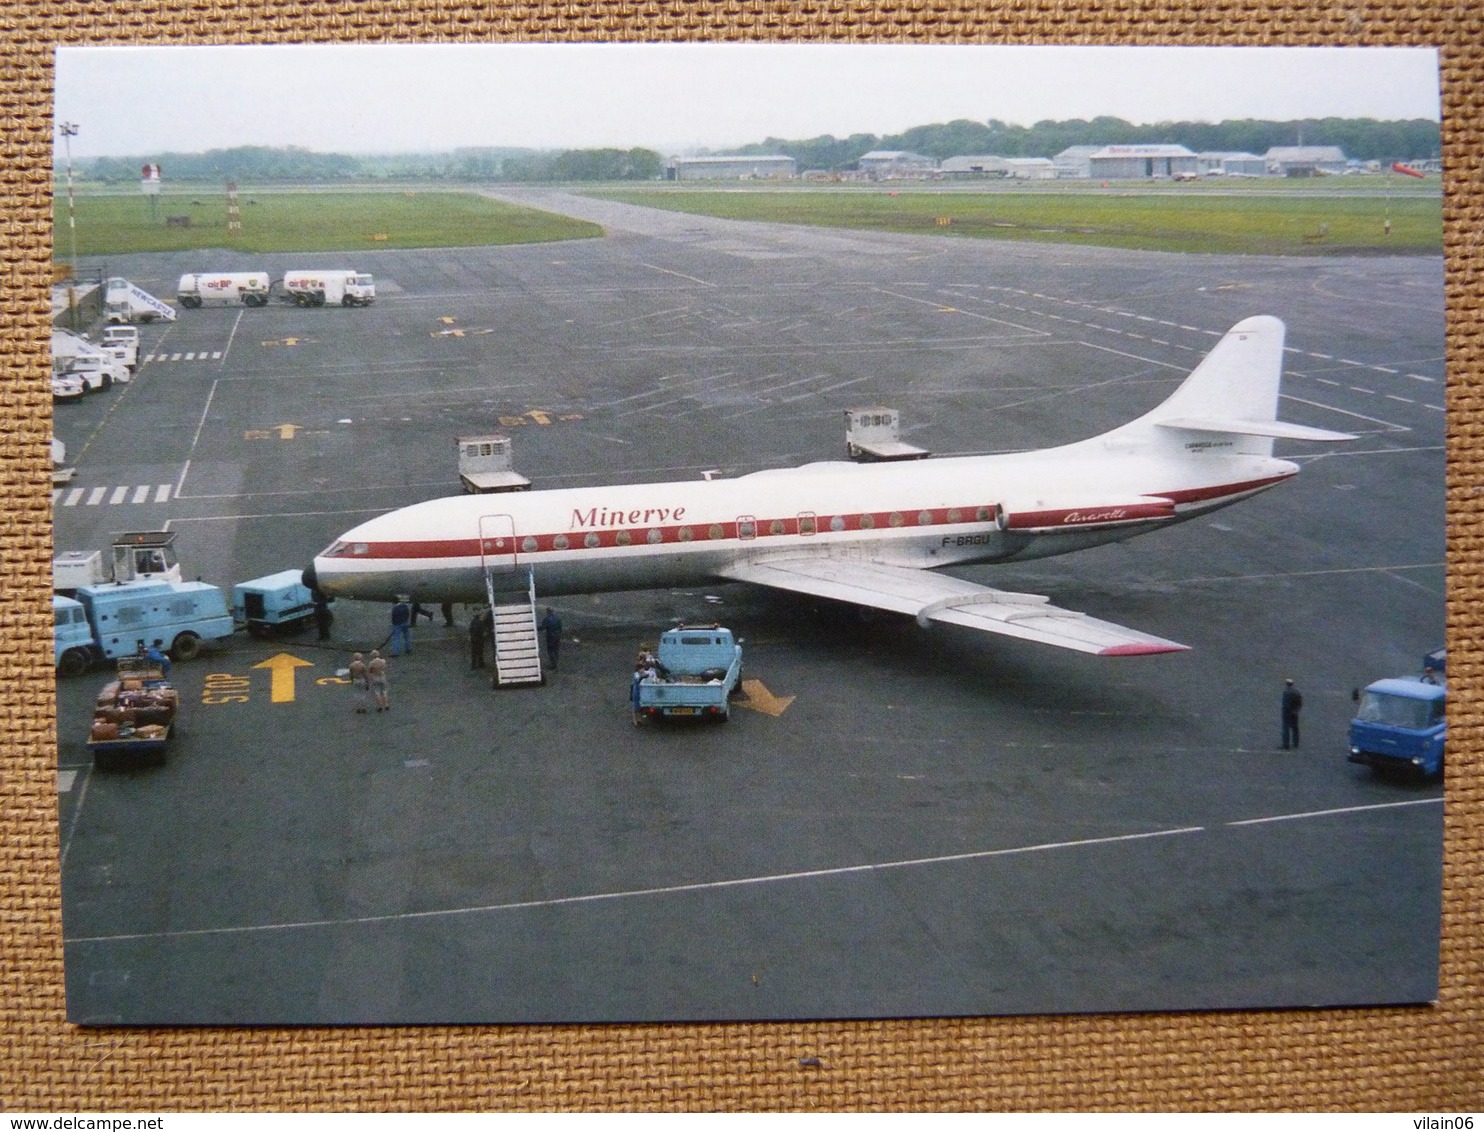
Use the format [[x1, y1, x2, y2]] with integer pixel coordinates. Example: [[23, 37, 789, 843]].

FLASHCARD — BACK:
[[540, 607, 563, 672], [1281, 679, 1303, 749], [368, 649, 389, 712], [389, 596, 412, 656], [469, 606, 492, 669], [349, 652, 369, 713], [313, 590, 333, 641]]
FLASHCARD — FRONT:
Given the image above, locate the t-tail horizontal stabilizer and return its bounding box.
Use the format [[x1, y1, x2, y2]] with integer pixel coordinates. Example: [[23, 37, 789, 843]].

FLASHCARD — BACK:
[[1157, 417, 1357, 442]]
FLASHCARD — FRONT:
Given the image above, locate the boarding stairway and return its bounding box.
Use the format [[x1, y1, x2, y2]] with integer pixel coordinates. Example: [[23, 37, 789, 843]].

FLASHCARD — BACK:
[[485, 566, 544, 687], [105, 277, 176, 322]]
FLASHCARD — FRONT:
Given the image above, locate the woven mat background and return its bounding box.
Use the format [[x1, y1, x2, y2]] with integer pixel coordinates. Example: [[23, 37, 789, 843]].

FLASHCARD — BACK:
[[2, 1, 1479, 1111]]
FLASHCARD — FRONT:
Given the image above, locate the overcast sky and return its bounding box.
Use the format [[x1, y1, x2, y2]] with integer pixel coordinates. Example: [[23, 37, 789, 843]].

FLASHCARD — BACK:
[[54, 43, 1441, 159]]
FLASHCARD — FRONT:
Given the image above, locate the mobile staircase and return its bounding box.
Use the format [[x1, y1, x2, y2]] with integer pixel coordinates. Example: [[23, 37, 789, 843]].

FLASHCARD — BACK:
[[485, 565, 544, 688], [104, 277, 176, 323]]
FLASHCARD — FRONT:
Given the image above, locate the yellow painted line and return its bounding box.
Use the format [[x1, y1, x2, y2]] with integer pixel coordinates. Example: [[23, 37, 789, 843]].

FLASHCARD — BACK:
[[251, 653, 315, 703], [736, 678, 795, 717]]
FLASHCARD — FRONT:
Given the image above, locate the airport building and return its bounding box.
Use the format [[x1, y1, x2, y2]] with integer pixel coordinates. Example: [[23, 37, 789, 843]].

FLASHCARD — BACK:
[[667, 155, 797, 181], [1051, 145, 1103, 179], [1003, 157, 1055, 180], [1197, 151, 1267, 177], [1263, 146, 1349, 176], [1087, 144, 1200, 180], [856, 150, 938, 179], [939, 155, 1056, 180], [940, 155, 1012, 178]]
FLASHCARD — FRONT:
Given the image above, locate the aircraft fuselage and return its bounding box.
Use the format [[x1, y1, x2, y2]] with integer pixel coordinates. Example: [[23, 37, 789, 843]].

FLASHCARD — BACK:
[[308, 443, 1298, 604]]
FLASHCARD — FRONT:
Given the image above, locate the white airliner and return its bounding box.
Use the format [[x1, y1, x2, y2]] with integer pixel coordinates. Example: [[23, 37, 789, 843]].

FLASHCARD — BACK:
[[305, 316, 1353, 657]]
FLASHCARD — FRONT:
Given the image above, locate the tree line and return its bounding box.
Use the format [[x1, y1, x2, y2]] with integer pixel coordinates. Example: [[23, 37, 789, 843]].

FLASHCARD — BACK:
[[736, 117, 1441, 170], [76, 117, 1439, 185], [80, 144, 665, 184]]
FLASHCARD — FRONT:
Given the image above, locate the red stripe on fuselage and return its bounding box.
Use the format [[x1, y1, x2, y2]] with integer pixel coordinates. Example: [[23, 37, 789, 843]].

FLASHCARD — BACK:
[[327, 474, 1292, 561]]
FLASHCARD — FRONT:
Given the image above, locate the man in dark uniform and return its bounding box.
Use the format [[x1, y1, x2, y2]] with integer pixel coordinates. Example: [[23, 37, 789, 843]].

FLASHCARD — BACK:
[[469, 606, 492, 669], [540, 606, 563, 672], [389, 596, 412, 656], [1281, 679, 1303, 749], [313, 589, 333, 641]]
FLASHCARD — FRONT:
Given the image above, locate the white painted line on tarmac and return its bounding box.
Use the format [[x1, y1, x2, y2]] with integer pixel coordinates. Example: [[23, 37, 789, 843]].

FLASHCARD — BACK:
[[109, 486, 128, 505], [60, 775, 1446, 946], [174, 378, 219, 500], [220, 310, 244, 363], [49, 766, 1449, 945], [1280, 395, 1409, 431], [64, 825, 1206, 945], [639, 262, 715, 287], [1227, 798, 1441, 827], [1172, 561, 1442, 585], [60, 767, 92, 870]]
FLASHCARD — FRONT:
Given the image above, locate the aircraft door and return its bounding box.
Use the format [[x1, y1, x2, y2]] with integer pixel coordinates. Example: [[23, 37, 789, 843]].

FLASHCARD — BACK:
[[478, 514, 518, 577]]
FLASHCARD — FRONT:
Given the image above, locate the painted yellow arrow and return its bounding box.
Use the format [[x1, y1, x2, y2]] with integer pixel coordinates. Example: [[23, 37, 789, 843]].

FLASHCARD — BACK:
[[252, 653, 315, 703], [736, 678, 795, 717]]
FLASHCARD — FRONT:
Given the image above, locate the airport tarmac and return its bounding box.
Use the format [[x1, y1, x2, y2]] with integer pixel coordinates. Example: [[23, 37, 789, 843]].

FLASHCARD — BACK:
[[54, 192, 1445, 1023]]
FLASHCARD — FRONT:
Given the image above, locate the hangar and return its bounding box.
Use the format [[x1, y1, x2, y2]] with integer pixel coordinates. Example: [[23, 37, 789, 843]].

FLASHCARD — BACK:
[[856, 150, 938, 179], [940, 155, 1012, 178], [1088, 144, 1199, 180], [1052, 145, 1101, 179], [1197, 151, 1267, 177], [1264, 146, 1349, 176], [668, 155, 797, 181]]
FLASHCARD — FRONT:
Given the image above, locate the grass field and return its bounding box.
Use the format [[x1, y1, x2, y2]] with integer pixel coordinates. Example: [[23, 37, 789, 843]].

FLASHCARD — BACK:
[[587, 180, 1443, 256], [53, 181, 1442, 259], [53, 190, 603, 256]]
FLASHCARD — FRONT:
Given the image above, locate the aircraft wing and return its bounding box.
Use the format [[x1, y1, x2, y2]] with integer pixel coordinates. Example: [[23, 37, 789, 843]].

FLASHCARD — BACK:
[[718, 557, 1189, 656]]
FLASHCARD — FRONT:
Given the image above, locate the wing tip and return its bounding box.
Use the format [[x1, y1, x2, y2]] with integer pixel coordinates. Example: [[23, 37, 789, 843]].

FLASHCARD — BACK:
[[1099, 642, 1191, 657]]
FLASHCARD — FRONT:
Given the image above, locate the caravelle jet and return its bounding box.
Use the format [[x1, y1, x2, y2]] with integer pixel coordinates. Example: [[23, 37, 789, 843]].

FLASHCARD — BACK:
[[304, 316, 1354, 657]]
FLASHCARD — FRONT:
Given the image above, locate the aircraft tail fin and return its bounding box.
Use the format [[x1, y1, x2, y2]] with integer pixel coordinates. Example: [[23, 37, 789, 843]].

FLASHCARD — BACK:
[[1115, 316, 1355, 453]]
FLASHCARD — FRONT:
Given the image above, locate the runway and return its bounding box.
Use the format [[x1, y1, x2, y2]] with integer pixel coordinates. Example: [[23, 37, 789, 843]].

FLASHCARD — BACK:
[[54, 192, 1444, 1023]]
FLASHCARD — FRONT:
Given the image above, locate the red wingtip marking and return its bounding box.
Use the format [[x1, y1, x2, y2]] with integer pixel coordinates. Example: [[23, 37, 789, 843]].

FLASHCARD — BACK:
[[1100, 643, 1191, 657]]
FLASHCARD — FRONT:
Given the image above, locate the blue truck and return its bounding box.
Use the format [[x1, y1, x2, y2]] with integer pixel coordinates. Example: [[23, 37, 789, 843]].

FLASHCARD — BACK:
[[54, 580, 236, 676], [633, 625, 743, 723], [1347, 650, 1446, 779]]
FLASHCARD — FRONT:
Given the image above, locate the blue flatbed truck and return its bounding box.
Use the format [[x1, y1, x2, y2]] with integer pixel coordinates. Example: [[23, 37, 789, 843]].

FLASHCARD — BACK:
[[53, 580, 236, 676], [1348, 650, 1446, 779], [633, 625, 743, 723]]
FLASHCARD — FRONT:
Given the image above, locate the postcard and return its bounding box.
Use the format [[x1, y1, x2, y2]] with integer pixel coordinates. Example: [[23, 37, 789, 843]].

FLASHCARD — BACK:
[[51, 43, 1444, 1024]]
